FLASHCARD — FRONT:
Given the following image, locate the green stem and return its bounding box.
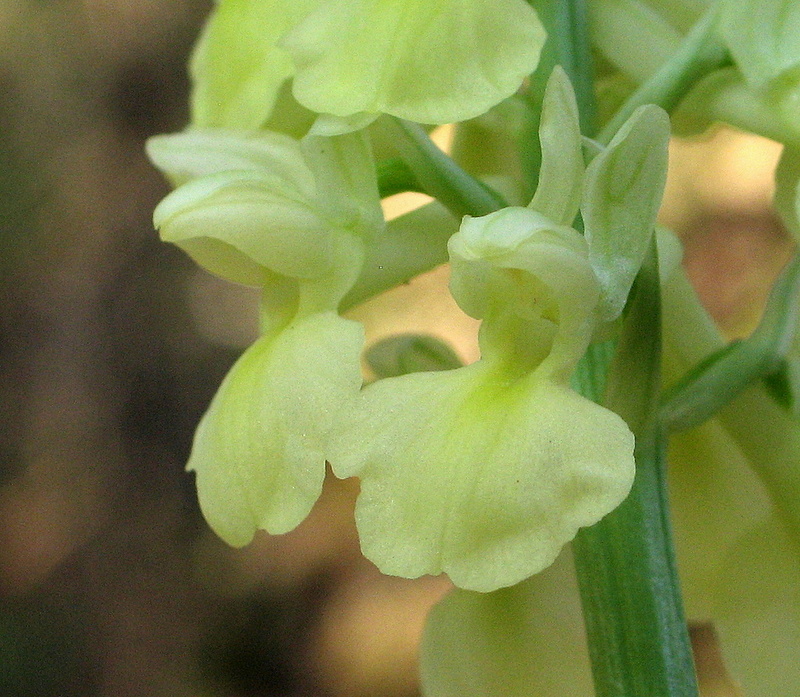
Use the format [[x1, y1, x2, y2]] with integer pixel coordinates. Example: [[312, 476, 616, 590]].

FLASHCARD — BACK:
[[378, 117, 507, 219], [660, 253, 800, 433], [549, 0, 700, 692], [573, 245, 698, 697], [597, 6, 730, 145], [529, 0, 597, 136]]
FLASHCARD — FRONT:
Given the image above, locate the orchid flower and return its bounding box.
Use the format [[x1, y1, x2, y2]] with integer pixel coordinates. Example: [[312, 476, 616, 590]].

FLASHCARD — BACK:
[[328, 70, 669, 592], [147, 128, 383, 545], [419, 241, 800, 697]]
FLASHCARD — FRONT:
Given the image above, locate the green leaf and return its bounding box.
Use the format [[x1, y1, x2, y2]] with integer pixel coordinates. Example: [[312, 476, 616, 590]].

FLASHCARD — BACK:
[[581, 104, 670, 321], [190, 311, 364, 545], [661, 263, 800, 545], [280, 0, 546, 124]]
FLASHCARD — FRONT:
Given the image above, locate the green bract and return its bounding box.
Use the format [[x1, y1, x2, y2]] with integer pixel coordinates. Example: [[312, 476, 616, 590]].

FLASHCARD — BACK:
[[189, 0, 546, 129], [591, 0, 800, 148], [149, 129, 383, 545]]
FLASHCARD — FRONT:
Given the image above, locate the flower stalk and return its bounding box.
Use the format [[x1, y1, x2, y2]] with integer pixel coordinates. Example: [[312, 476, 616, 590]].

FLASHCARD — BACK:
[[573, 244, 699, 697], [547, 0, 700, 693]]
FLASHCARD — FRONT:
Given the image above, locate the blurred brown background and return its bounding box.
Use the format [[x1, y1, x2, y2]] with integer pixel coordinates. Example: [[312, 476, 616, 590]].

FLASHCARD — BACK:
[[0, 2, 792, 696]]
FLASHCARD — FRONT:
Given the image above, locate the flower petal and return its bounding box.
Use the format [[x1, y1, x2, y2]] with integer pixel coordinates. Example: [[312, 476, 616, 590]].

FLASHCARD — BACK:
[[280, 0, 545, 124], [448, 207, 600, 376], [710, 517, 800, 697], [151, 130, 383, 291], [146, 129, 315, 192], [154, 170, 335, 283], [420, 550, 592, 696], [582, 104, 670, 321], [189, 0, 319, 130], [330, 363, 634, 592], [191, 311, 364, 545], [529, 67, 585, 226]]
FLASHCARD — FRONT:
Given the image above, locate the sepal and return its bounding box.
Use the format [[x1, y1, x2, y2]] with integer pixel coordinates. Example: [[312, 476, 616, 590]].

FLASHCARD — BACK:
[[151, 130, 383, 291], [582, 104, 670, 321], [146, 129, 315, 190], [529, 67, 585, 225], [153, 169, 335, 285]]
